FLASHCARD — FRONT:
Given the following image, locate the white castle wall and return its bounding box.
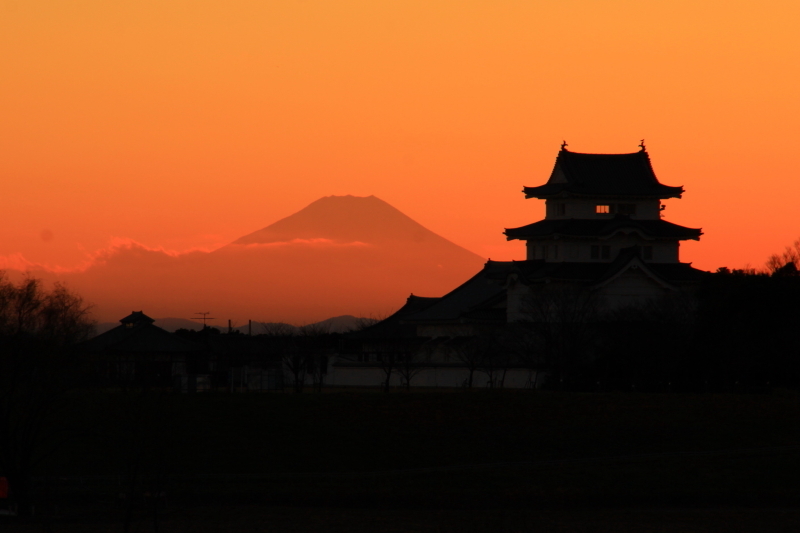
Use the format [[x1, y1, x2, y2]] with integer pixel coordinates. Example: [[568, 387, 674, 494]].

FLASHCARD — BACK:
[[327, 364, 538, 389]]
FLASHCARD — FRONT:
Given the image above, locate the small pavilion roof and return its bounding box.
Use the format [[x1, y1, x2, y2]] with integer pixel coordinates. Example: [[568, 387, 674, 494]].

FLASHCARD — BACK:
[[523, 149, 684, 199], [504, 216, 702, 241], [120, 311, 155, 325], [83, 312, 204, 353]]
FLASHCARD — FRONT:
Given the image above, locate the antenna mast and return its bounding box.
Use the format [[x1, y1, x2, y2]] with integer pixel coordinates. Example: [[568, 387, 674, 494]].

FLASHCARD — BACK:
[[191, 312, 216, 328]]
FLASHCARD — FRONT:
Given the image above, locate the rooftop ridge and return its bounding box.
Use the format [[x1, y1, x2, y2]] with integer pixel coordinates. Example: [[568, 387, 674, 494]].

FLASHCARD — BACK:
[[524, 146, 683, 199]]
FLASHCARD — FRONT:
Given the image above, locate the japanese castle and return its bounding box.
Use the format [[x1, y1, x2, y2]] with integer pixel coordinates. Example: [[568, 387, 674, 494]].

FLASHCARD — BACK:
[[401, 143, 705, 332], [335, 144, 705, 387]]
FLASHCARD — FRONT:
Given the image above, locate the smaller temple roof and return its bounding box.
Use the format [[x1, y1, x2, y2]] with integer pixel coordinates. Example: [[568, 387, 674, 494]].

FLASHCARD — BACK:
[[523, 149, 684, 199], [120, 311, 155, 325], [504, 216, 702, 241], [83, 312, 204, 353]]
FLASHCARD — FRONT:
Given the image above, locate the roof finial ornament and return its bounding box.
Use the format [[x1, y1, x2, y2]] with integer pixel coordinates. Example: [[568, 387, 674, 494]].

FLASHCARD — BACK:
[[561, 140, 568, 151], [639, 139, 646, 152]]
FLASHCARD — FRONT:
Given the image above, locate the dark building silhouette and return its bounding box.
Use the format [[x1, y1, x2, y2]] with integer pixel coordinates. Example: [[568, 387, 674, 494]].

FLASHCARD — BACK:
[[83, 311, 290, 391], [501, 145, 704, 314], [82, 311, 206, 387], [334, 145, 707, 388]]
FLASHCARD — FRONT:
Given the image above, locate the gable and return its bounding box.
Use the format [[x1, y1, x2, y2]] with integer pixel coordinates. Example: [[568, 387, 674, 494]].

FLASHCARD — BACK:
[[598, 266, 669, 308], [549, 165, 568, 184]]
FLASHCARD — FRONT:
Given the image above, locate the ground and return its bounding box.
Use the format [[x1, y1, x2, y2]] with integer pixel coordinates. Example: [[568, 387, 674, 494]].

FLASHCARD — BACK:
[[5, 389, 800, 531]]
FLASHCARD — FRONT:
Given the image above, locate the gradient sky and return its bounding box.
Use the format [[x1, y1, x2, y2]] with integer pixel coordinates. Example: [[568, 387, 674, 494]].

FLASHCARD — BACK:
[[2, 0, 799, 274]]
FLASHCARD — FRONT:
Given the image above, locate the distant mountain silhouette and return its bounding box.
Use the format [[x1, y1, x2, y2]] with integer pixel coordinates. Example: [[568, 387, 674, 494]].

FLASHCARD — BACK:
[[234, 321, 299, 336], [228, 195, 478, 254], [43, 195, 486, 323], [302, 314, 365, 333], [232, 315, 365, 335]]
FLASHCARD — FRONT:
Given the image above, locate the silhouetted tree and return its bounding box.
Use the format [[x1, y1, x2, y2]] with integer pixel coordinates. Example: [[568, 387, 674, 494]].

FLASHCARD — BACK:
[[693, 268, 800, 390], [174, 326, 221, 338], [298, 324, 332, 393], [394, 340, 428, 391], [374, 341, 400, 393], [353, 316, 381, 332], [520, 284, 601, 388], [260, 323, 335, 393], [267, 328, 307, 393], [447, 334, 481, 389], [474, 333, 512, 388], [260, 323, 297, 337], [284, 353, 307, 392], [767, 237, 800, 274], [501, 323, 543, 388], [596, 293, 698, 392], [0, 275, 94, 516]]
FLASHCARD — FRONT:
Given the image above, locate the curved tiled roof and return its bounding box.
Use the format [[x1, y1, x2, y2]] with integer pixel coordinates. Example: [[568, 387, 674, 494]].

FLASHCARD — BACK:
[[504, 216, 702, 241], [82, 322, 205, 353], [402, 261, 513, 323], [397, 253, 705, 325], [523, 149, 684, 199], [347, 294, 441, 338], [120, 311, 155, 325]]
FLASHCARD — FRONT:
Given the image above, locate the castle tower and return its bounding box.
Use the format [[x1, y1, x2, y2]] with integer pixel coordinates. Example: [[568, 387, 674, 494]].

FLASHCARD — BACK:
[[504, 145, 702, 263], [501, 144, 705, 312]]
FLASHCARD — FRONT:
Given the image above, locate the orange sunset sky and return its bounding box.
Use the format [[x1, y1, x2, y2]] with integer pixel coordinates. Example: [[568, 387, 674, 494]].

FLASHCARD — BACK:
[[2, 0, 799, 275]]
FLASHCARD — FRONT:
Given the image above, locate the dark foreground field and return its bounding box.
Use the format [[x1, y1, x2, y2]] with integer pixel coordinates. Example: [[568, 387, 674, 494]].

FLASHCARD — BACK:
[[8, 507, 800, 533], [7, 390, 800, 531]]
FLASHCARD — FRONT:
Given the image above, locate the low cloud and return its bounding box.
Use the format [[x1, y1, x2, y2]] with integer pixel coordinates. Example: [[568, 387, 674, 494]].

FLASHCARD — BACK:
[[0, 235, 482, 324], [0, 238, 372, 276], [86, 239, 212, 269], [235, 238, 371, 249], [0, 252, 43, 272], [0, 239, 215, 275]]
